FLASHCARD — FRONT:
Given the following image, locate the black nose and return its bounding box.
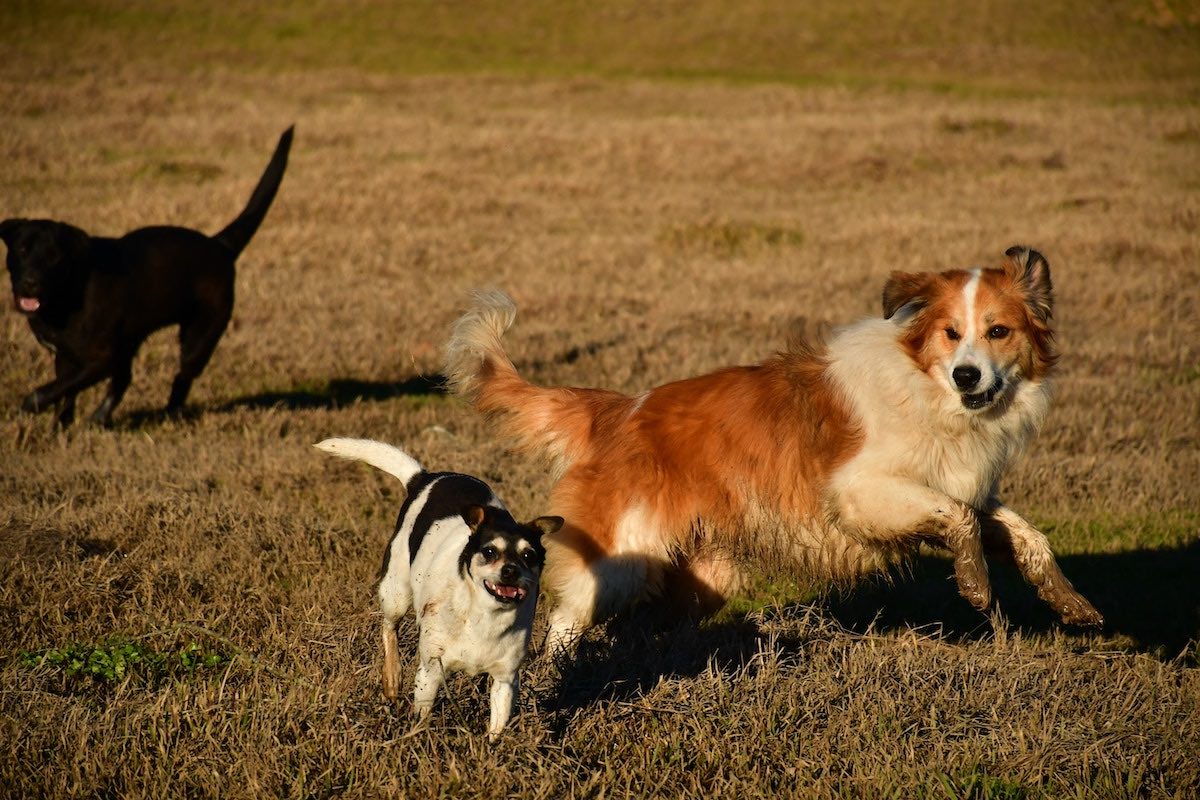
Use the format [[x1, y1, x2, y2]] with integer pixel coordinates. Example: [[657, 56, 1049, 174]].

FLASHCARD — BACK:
[[500, 563, 520, 583], [952, 366, 981, 390]]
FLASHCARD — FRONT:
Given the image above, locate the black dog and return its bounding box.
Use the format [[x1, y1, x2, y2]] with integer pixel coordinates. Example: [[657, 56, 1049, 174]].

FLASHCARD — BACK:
[[1, 126, 294, 426]]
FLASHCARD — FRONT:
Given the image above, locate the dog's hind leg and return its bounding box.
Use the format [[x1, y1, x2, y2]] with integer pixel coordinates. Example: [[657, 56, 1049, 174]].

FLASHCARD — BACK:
[[982, 505, 1104, 627], [167, 309, 231, 414], [381, 620, 403, 701], [543, 524, 650, 653], [487, 673, 518, 739], [378, 552, 412, 700]]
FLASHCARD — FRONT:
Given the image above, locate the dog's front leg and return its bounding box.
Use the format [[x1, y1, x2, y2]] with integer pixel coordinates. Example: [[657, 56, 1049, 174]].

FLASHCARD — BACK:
[[837, 477, 991, 611], [22, 361, 109, 418], [981, 504, 1104, 627], [412, 657, 444, 721], [487, 673, 518, 740]]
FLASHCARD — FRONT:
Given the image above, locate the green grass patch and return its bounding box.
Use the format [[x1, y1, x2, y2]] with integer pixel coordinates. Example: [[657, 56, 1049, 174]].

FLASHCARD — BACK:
[[2, 0, 1198, 101], [20, 637, 231, 685], [136, 161, 224, 183], [939, 117, 1017, 136], [1039, 507, 1200, 552], [660, 219, 804, 258]]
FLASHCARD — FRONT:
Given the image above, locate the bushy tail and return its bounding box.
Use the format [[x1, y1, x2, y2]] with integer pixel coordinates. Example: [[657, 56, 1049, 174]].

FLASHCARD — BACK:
[[214, 126, 294, 255], [444, 290, 619, 473], [313, 438, 423, 487]]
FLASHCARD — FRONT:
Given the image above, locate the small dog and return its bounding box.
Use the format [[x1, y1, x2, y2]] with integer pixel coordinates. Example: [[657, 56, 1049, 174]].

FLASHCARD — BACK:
[[444, 246, 1104, 651], [1, 126, 294, 426], [315, 437, 562, 738]]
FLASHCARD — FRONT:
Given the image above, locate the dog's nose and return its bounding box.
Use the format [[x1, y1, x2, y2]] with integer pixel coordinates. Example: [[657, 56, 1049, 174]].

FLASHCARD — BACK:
[[500, 563, 520, 583], [952, 365, 981, 390]]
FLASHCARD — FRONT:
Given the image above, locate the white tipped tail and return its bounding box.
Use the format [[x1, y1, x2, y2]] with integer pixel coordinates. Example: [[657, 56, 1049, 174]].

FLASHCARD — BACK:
[[313, 438, 424, 486], [444, 288, 518, 404]]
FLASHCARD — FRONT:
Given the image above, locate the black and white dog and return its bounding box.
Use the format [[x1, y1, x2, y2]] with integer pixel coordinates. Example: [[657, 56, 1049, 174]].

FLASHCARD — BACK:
[[315, 437, 561, 738]]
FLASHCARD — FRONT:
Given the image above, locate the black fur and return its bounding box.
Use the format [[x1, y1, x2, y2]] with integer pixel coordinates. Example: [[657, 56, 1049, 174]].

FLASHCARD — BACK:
[[1, 126, 293, 426]]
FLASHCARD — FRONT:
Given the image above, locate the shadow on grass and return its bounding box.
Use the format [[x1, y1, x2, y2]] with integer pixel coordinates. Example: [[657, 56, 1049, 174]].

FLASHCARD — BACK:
[[111, 375, 447, 429], [547, 541, 1199, 716], [112, 375, 447, 430], [546, 612, 776, 724], [823, 541, 1200, 662], [217, 374, 448, 412]]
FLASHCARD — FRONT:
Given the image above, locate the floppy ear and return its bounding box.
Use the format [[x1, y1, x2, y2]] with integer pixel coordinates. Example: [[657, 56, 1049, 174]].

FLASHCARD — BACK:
[[882, 271, 933, 320], [0, 218, 23, 245], [461, 504, 488, 531], [1003, 245, 1053, 322], [527, 516, 564, 537]]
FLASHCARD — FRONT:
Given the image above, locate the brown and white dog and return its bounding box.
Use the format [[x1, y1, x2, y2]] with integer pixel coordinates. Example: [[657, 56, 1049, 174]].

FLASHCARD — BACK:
[[445, 246, 1103, 651]]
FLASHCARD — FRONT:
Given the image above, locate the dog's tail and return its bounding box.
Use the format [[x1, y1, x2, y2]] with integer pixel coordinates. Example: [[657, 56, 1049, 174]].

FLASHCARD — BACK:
[[214, 126, 294, 255], [445, 289, 625, 475], [314, 438, 424, 487]]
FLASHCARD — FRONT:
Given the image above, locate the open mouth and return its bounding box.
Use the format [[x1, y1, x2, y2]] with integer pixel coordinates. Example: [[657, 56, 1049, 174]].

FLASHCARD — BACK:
[[483, 580, 529, 604], [961, 378, 1003, 410], [15, 295, 40, 314]]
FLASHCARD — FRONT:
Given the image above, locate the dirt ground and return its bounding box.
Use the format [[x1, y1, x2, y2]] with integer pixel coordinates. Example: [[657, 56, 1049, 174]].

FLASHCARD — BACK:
[[1, 7, 1198, 798]]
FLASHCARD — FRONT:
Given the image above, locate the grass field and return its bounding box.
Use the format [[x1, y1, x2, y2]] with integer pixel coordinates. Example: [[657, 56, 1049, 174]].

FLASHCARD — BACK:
[[2, 2, 1199, 797]]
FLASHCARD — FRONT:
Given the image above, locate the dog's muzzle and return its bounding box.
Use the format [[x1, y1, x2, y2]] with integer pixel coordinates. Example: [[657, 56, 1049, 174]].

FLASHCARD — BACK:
[[961, 375, 1004, 410], [484, 580, 529, 604]]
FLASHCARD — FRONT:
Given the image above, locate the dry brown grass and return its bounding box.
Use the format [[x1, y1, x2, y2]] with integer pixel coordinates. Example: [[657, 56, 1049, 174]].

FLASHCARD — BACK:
[[2, 4, 1199, 797]]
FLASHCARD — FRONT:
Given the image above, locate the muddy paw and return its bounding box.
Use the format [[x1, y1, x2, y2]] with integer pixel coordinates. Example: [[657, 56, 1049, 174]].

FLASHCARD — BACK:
[[958, 582, 992, 612], [1060, 600, 1104, 628]]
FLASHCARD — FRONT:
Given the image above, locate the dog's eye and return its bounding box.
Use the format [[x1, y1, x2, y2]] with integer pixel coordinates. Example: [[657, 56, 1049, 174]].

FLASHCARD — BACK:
[[945, 327, 961, 341], [480, 545, 499, 562], [521, 550, 540, 566], [987, 325, 1010, 340]]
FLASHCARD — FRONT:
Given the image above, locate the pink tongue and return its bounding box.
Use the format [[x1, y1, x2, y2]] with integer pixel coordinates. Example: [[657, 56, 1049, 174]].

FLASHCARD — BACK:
[[496, 584, 521, 599], [18, 296, 40, 312]]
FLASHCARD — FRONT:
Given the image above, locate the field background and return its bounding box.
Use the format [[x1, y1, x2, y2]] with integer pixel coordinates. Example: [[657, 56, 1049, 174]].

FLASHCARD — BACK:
[[1, 1, 1198, 797]]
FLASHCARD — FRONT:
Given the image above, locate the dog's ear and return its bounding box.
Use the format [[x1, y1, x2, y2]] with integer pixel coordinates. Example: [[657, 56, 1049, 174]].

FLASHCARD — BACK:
[[1003, 245, 1053, 322], [882, 271, 933, 320], [527, 516, 564, 537], [461, 504, 488, 531], [0, 218, 23, 245]]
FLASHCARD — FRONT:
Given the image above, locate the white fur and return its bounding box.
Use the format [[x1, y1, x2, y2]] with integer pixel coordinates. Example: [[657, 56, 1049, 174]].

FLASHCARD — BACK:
[[313, 437, 423, 484], [825, 317, 1049, 510]]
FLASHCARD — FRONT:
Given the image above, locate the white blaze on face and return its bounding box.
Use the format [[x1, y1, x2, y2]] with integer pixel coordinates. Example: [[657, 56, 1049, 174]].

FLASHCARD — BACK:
[[950, 269, 984, 385]]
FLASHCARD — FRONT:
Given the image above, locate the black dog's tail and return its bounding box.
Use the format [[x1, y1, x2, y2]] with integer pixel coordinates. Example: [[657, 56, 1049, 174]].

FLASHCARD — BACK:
[[214, 125, 294, 255]]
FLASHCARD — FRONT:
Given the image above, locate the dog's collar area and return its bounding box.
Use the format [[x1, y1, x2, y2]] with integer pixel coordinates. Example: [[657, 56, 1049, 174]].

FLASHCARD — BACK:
[[961, 376, 1004, 410], [483, 579, 528, 604]]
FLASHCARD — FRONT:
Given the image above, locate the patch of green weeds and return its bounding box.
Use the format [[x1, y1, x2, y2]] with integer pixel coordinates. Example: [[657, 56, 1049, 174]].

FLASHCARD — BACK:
[[20, 637, 231, 685], [1138, 363, 1200, 388], [939, 117, 1016, 136], [136, 161, 224, 183], [931, 770, 1030, 800], [660, 219, 803, 258], [714, 573, 821, 623]]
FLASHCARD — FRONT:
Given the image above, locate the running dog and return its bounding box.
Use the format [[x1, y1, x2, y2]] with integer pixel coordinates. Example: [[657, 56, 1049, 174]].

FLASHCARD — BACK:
[[1, 126, 293, 426], [444, 246, 1104, 651]]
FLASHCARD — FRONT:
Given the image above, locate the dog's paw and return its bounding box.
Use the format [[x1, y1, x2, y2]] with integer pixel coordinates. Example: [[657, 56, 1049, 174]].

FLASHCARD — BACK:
[[20, 390, 47, 414], [1059, 599, 1104, 628]]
